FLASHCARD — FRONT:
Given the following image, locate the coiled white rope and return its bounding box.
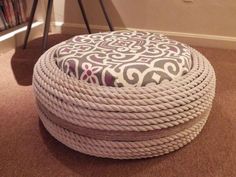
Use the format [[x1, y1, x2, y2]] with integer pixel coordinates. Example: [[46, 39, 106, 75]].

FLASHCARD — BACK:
[[33, 43, 216, 159]]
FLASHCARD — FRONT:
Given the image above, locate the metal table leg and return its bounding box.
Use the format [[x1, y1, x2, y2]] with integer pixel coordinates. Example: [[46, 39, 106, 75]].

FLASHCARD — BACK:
[[23, 0, 113, 50], [23, 0, 38, 49], [42, 0, 53, 50], [99, 0, 113, 31], [77, 0, 91, 34]]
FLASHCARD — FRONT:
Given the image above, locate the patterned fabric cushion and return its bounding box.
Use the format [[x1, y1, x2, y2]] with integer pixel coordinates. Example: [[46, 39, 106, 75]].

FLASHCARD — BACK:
[[54, 31, 192, 87]]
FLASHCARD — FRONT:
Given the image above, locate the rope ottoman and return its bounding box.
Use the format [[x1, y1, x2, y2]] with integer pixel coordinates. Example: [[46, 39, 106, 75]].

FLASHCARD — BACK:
[[33, 31, 216, 159]]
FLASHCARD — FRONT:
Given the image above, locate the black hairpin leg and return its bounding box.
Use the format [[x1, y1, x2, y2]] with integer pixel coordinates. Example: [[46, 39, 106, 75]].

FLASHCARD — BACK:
[[99, 0, 113, 31], [77, 0, 91, 34], [23, 0, 38, 49], [42, 0, 53, 50]]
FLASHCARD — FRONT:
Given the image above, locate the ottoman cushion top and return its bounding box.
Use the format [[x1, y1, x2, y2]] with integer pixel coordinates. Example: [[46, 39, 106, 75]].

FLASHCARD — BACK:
[[54, 31, 192, 87]]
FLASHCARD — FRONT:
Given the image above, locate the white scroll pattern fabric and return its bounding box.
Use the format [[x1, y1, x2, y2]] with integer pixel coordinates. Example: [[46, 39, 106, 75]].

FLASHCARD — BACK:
[[54, 31, 192, 87]]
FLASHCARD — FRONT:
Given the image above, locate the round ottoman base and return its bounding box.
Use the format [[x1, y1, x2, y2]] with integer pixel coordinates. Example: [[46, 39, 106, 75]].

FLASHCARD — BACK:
[[33, 32, 216, 159]]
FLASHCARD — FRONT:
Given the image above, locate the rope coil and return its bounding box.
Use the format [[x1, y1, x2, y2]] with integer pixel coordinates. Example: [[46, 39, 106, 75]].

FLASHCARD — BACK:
[[33, 43, 216, 159]]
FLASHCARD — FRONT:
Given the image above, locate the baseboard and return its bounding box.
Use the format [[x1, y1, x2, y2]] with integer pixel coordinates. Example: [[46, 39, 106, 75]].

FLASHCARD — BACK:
[[0, 21, 43, 54], [51, 22, 236, 50]]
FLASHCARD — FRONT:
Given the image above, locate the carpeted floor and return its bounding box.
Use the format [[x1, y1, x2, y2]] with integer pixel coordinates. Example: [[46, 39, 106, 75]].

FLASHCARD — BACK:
[[0, 34, 236, 177]]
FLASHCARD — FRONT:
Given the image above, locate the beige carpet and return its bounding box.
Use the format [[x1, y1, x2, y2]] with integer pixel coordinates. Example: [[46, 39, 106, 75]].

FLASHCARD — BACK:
[[0, 34, 236, 177]]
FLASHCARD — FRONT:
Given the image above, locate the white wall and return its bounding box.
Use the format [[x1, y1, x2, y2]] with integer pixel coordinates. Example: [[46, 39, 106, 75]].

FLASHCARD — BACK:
[[48, 0, 236, 37]]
